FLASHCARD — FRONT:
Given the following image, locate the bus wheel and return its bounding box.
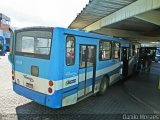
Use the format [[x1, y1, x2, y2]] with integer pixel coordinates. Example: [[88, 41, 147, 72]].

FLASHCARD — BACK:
[[97, 77, 109, 95]]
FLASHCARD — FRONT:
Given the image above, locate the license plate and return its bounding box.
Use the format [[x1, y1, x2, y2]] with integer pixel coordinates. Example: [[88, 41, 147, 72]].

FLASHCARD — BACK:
[[26, 83, 33, 89]]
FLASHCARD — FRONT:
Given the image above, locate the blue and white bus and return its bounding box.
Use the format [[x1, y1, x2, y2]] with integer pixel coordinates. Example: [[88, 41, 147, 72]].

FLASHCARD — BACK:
[[0, 32, 11, 55], [5, 32, 11, 52], [0, 35, 5, 55], [120, 40, 140, 78], [10, 27, 139, 108]]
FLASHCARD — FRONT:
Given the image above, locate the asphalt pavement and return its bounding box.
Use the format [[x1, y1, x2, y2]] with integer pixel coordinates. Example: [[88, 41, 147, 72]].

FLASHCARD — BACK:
[[0, 55, 159, 120]]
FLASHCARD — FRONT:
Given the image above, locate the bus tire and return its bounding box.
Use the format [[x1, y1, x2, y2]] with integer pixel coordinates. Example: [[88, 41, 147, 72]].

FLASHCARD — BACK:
[[97, 77, 109, 95]]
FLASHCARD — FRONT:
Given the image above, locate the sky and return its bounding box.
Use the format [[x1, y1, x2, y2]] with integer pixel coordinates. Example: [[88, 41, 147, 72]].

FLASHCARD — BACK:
[[0, 0, 89, 28]]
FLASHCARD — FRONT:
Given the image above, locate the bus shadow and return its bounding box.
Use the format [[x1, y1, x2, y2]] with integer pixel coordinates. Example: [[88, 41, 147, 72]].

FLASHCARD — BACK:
[[15, 94, 106, 120], [15, 82, 126, 120], [15, 101, 84, 120], [16, 76, 145, 120]]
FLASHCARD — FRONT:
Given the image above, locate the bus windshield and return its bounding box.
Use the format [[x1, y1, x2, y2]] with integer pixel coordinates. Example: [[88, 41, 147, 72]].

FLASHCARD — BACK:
[[16, 28, 52, 59]]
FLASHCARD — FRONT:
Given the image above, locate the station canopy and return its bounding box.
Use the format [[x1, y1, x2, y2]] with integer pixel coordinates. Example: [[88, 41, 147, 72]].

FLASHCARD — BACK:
[[69, 0, 160, 44]]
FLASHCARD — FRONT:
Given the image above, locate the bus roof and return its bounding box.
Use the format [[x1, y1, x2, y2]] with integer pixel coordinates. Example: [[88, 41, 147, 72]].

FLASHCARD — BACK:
[[16, 26, 133, 43], [16, 26, 53, 31], [58, 27, 129, 43]]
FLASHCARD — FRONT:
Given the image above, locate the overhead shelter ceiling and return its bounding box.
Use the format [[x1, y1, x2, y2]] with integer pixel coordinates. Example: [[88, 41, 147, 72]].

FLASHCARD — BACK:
[[69, 0, 137, 29], [69, 0, 160, 43], [106, 17, 160, 32]]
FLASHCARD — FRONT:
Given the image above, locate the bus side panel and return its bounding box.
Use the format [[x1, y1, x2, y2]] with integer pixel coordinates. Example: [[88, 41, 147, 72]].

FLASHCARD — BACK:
[[96, 60, 121, 87], [96, 41, 121, 88], [128, 56, 137, 76], [62, 35, 99, 106], [45, 28, 65, 108], [62, 35, 81, 107]]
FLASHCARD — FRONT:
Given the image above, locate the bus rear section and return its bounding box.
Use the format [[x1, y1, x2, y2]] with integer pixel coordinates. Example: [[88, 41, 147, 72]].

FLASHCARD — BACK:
[[12, 27, 63, 108], [5, 37, 10, 51]]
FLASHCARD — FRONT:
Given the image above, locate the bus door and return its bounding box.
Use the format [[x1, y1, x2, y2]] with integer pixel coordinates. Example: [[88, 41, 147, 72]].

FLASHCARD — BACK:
[[78, 45, 96, 99], [121, 47, 129, 79]]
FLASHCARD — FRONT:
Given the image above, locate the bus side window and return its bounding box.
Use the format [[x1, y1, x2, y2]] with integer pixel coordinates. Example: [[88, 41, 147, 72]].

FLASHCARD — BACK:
[[112, 42, 120, 59], [99, 40, 111, 61], [66, 36, 75, 66]]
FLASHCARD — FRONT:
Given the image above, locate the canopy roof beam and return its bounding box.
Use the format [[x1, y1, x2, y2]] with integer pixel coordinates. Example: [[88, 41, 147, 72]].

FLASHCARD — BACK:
[[135, 10, 160, 26], [83, 0, 160, 31]]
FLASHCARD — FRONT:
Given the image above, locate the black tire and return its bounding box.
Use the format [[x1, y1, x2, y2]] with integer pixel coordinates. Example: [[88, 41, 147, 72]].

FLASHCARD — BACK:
[[97, 77, 109, 95]]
